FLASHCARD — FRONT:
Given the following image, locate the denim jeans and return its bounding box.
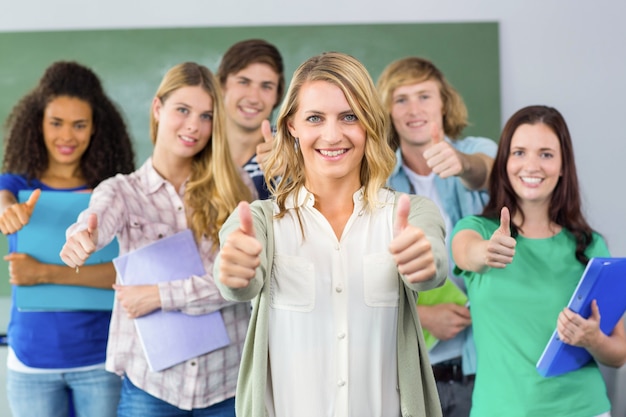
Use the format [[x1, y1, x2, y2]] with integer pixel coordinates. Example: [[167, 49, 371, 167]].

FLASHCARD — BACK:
[[117, 376, 236, 417], [7, 368, 121, 417], [436, 378, 474, 417]]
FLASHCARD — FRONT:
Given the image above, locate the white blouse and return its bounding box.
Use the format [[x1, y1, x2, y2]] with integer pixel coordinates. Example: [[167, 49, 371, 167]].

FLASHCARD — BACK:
[[266, 187, 401, 417]]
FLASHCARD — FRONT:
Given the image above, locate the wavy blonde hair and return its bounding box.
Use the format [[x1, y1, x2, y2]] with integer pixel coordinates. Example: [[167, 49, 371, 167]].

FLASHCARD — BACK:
[[150, 62, 253, 248], [265, 52, 395, 220]]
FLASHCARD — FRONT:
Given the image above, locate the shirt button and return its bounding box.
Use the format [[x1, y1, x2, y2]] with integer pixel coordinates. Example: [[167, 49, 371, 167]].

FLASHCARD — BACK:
[[338, 332, 346, 339], [335, 285, 343, 293], [338, 380, 346, 387], [158, 234, 163, 239], [334, 244, 340, 250], [190, 361, 196, 366], [178, 206, 183, 211]]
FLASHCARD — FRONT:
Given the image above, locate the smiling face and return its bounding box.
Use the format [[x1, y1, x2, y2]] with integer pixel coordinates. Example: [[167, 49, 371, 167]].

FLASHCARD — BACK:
[[222, 62, 280, 134], [507, 123, 562, 207], [152, 85, 213, 161], [287, 80, 366, 190], [42, 95, 93, 168], [390, 79, 444, 148]]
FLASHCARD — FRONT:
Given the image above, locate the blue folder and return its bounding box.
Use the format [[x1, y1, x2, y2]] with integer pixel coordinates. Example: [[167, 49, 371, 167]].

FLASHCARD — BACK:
[[14, 190, 118, 311], [536, 257, 626, 377]]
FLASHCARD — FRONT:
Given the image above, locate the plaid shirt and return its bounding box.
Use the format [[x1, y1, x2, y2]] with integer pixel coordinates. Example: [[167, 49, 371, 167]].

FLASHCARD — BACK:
[[66, 159, 252, 410]]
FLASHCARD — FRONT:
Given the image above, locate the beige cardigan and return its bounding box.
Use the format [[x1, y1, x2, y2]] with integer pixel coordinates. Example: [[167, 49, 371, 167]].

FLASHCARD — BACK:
[[215, 192, 446, 417]]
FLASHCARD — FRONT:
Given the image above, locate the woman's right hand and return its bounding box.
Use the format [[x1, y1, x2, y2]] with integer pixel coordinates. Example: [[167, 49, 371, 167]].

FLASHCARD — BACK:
[[60, 213, 99, 268], [218, 202, 262, 289], [484, 207, 516, 268], [0, 189, 40, 234]]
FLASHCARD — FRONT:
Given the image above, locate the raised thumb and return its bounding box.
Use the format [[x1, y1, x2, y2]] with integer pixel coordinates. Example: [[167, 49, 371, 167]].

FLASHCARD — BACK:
[[87, 213, 98, 236], [499, 206, 511, 236], [25, 188, 41, 209], [431, 122, 443, 144], [261, 119, 274, 143], [394, 194, 411, 237], [238, 201, 255, 238]]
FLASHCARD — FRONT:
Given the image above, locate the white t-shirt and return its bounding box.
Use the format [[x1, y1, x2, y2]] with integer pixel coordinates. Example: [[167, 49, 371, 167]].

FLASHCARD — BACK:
[[402, 166, 453, 256]]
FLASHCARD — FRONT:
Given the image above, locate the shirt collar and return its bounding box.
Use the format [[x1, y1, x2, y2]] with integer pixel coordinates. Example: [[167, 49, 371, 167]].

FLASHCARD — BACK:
[[284, 186, 366, 210], [391, 148, 404, 177]]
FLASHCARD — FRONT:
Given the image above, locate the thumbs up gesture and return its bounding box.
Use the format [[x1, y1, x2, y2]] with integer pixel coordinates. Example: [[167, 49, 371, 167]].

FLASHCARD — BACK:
[[60, 213, 99, 268], [389, 194, 436, 283], [484, 207, 516, 268], [423, 122, 466, 179], [255, 120, 275, 172], [0, 188, 41, 234], [218, 201, 263, 288]]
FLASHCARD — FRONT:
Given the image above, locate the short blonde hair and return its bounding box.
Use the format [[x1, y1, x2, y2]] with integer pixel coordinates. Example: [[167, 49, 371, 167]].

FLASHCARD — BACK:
[[265, 52, 396, 221], [377, 56, 468, 149]]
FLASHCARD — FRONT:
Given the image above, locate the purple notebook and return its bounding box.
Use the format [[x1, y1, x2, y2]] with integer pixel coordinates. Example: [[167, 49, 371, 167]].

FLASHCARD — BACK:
[[113, 229, 230, 371]]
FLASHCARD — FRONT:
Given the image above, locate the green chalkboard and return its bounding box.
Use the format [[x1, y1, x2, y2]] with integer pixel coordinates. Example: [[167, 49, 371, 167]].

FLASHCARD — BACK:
[[0, 22, 500, 297]]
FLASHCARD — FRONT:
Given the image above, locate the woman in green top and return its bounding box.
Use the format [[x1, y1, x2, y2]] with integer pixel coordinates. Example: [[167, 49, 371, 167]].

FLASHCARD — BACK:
[[451, 105, 626, 417]]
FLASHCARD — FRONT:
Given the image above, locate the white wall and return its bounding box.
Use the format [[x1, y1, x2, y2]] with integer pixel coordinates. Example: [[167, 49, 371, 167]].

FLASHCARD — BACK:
[[2, 0, 625, 414]]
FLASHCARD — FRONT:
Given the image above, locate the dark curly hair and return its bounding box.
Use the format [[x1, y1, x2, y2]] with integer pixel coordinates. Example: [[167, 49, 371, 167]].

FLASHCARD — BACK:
[[2, 61, 135, 187]]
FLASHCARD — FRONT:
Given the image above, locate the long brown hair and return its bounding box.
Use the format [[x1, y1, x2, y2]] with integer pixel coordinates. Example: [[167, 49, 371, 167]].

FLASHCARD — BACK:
[[482, 105, 593, 264]]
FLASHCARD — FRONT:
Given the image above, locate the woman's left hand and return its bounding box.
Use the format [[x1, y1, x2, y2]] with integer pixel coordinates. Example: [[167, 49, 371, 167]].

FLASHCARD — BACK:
[[557, 299, 602, 348], [3, 253, 48, 285], [389, 194, 436, 283], [113, 284, 161, 319]]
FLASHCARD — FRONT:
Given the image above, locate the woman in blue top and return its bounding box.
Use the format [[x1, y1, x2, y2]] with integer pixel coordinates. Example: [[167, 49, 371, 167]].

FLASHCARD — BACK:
[[0, 61, 135, 417], [451, 105, 626, 417]]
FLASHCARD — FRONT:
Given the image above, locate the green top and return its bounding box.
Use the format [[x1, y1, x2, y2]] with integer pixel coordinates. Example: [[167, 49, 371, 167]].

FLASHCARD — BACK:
[[453, 215, 611, 417], [215, 193, 446, 417]]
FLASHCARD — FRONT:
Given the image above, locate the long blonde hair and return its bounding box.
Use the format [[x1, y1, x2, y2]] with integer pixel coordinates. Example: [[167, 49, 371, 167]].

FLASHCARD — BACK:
[[265, 52, 395, 219], [150, 62, 253, 247]]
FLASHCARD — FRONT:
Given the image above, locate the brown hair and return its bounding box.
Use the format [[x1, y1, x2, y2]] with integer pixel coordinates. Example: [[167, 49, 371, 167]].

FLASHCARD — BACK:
[[483, 105, 593, 265], [217, 39, 285, 109]]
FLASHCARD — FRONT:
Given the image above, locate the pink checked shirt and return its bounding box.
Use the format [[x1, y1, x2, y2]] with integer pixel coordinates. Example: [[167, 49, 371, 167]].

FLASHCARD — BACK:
[[66, 159, 254, 410]]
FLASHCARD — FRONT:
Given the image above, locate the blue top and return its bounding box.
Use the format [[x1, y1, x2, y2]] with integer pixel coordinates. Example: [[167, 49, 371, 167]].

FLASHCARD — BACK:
[[1, 173, 111, 368], [387, 136, 497, 373], [388, 136, 497, 226]]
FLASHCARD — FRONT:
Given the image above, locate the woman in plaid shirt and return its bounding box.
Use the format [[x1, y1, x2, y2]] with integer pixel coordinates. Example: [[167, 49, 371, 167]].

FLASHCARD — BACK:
[[61, 62, 256, 416]]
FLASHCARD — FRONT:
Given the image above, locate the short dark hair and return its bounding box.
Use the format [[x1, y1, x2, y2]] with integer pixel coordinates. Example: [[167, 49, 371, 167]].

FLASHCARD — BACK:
[[217, 39, 285, 109]]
